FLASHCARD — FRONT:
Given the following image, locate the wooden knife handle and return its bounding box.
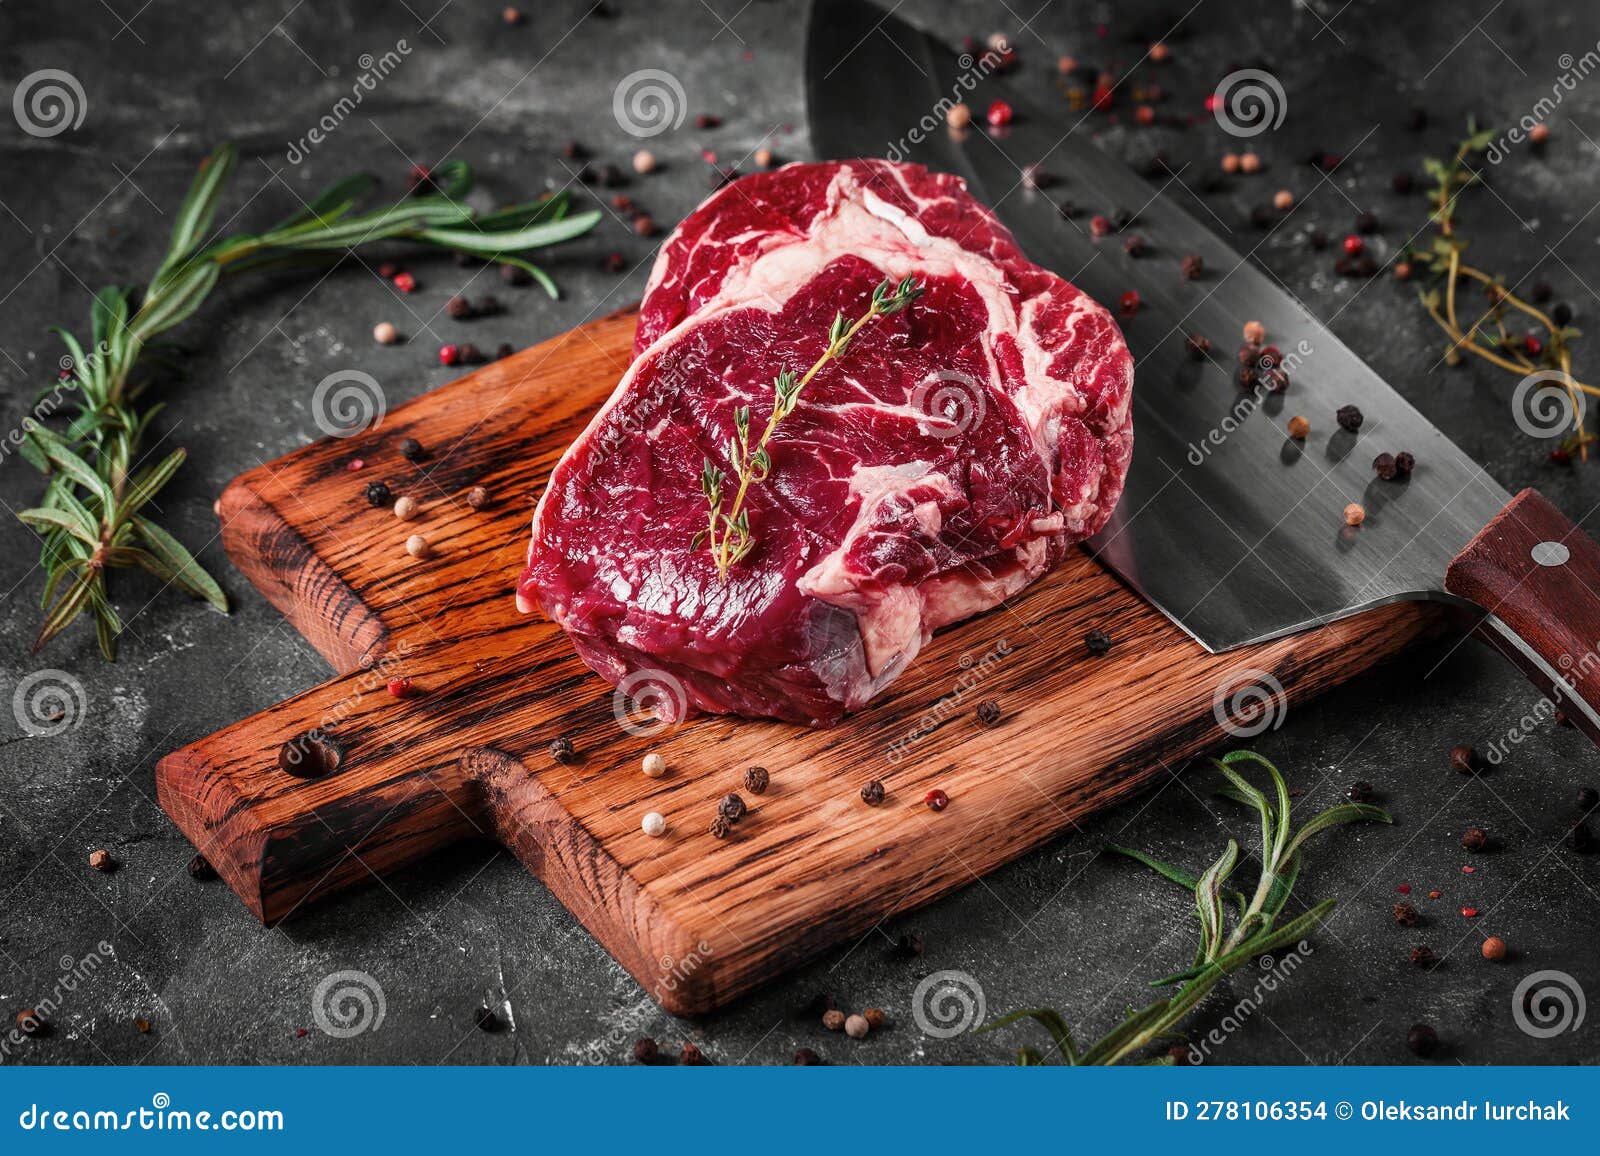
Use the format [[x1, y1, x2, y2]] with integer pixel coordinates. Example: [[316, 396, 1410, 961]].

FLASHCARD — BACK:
[[1444, 488, 1600, 747]]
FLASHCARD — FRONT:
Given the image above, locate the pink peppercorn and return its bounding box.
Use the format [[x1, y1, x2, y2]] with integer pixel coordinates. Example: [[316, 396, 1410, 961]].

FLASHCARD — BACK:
[[986, 100, 1014, 127], [925, 789, 949, 812], [387, 677, 413, 698], [439, 345, 461, 367], [1342, 235, 1364, 256], [392, 271, 417, 293]]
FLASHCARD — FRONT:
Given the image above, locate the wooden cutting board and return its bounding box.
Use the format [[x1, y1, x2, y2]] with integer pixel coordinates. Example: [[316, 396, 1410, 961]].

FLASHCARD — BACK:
[[156, 307, 1442, 1015]]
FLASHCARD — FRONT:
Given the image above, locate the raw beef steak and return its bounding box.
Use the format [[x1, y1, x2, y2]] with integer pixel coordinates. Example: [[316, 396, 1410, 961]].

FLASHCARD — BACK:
[[518, 159, 1133, 726]]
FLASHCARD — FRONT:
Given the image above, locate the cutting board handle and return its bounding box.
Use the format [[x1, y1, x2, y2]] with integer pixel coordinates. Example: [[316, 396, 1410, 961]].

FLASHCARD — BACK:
[[1445, 487, 1600, 748]]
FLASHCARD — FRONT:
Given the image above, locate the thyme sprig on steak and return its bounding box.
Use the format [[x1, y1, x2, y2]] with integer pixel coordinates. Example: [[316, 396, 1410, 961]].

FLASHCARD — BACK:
[[18, 141, 597, 660], [695, 275, 924, 580]]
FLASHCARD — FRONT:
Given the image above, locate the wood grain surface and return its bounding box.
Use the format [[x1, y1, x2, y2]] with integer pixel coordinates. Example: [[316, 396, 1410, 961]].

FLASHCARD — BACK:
[[155, 307, 1447, 1015]]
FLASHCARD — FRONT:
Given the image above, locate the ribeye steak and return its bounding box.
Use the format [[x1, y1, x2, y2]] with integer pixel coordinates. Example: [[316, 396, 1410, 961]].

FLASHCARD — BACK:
[[518, 159, 1133, 726]]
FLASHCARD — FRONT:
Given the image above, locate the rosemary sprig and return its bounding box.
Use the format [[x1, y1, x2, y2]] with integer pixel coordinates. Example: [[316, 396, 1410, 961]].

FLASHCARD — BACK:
[[17, 142, 598, 660], [693, 275, 924, 581], [1407, 120, 1592, 458], [984, 751, 1391, 1065]]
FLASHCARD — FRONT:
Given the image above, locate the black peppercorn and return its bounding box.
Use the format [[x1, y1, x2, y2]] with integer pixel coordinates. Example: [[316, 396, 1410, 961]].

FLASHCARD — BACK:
[[1185, 332, 1212, 360], [709, 815, 731, 839], [562, 139, 586, 160], [1336, 404, 1363, 433], [1553, 302, 1574, 326], [1409, 945, 1437, 968], [718, 792, 747, 822], [1391, 171, 1414, 194], [894, 931, 925, 958], [1448, 743, 1477, 775], [632, 1037, 658, 1064], [1393, 451, 1415, 477], [458, 343, 485, 364], [1355, 211, 1380, 234], [474, 1004, 503, 1031], [1261, 367, 1290, 393], [599, 164, 626, 188], [549, 736, 576, 764], [1567, 821, 1594, 852], [975, 699, 1002, 726], [500, 263, 533, 287], [186, 854, 216, 881], [1373, 452, 1398, 480], [1394, 902, 1420, 927], [1122, 234, 1147, 257], [445, 295, 473, 320], [680, 1041, 708, 1065], [1406, 1023, 1438, 1058], [364, 480, 392, 507], [1348, 780, 1374, 803], [1180, 254, 1204, 281], [1085, 628, 1113, 656], [1577, 786, 1599, 812], [743, 766, 770, 795], [495, 343, 514, 361], [475, 295, 503, 317], [1461, 825, 1489, 851], [398, 437, 424, 462], [860, 780, 885, 806], [15, 1008, 47, 1038], [793, 1047, 821, 1065]]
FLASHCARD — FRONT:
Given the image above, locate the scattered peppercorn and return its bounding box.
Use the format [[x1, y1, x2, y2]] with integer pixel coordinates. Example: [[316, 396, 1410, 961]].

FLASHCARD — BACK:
[[924, 789, 949, 812], [845, 1014, 870, 1039], [549, 736, 576, 764], [719, 793, 747, 822], [861, 780, 885, 806], [1089, 214, 1112, 237], [946, 103, 972, 130], [373, 321, 399, 345], [1242, 320, 1266, 345], [1481, 936, 1508, 961], [1240, 152, 1262, 174], [398, 437, 424, 462], [475, 1004, 503, 1031], [895, 932, 925, 958], [1185, 332, 1212, 360], [495, 343, 514, 361], [458, 343, 485, 364], [1343, 503, 1366, 527], [1287, 415, 1310, 440], [446, 295, 473, 320], [632, 1037, 659, 1064], [88, 849, 115, 873], [1249, 204, 1274, 229], [386, 677, 413, 699], [863, 1007, 886, 1029], [475, 295, 502, 317], [1394, 261, 1412, 281], [1122, 234, 1147, 257], [1448, 744, 1477, 775], [1085, 628, 1113, 656], [15, 1009, 46, 1038], [365, 481, 392, 507], [438, 344, 461, 367], [467, 485, 492, 509], [1180, 253, 1204, 281], [392, 271, 418, 293], [135, 1017, 153, 1033], [1348, 780, 1374, 803], [633, 214, 658, 237], [405, 534, 431, 559], [1553, 302, 1573, 326], [500, 263, 532, 287], [709, 815, 731, 839], [754, 147, 775, 169], [1272, 188, 1294, 211], [793, 1047, 821, 1065], [1336, 404, 1363, 432], [1461, 825, 1489, 852], [680, 1041, 708, 1065], [1460, 906, 1480, 918], [822, 1008, 846, 1031], [641, 811, 666, 837], [744, 765, 770, 794], [1409, 945, 1437, 968], [976, 699, 1002, 726], [393, 495, 418, 521], [986, 99, 1014, 127], [186, 853, 216, 881], [1373, 452, 1398, 481], [1393, 451, 1415, 477], [1394, 902, 1420, 927], [1406, 1023, 1438, 1057], [1391, 171, 1414, 194]]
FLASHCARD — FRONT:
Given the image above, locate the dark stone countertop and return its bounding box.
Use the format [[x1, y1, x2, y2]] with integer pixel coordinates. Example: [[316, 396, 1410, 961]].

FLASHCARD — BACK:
[[1, 0, 1597, 1065]]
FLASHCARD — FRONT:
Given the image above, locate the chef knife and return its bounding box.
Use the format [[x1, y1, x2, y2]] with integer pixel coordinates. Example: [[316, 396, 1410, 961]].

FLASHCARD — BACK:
[[805, 0, 1600, 743]]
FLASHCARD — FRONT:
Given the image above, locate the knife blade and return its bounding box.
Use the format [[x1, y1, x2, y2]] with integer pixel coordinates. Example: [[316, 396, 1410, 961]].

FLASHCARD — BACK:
[[804, 0, 1600, 741]]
